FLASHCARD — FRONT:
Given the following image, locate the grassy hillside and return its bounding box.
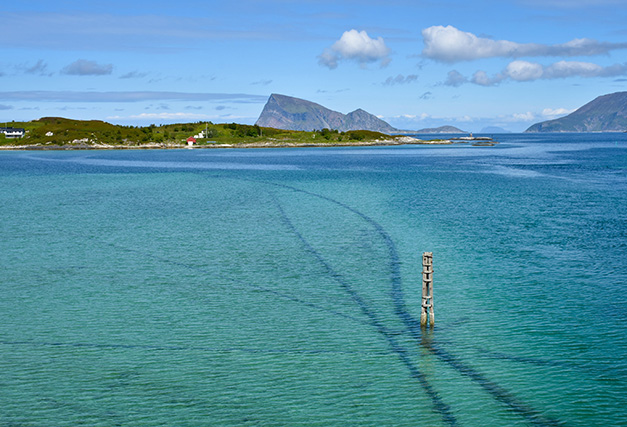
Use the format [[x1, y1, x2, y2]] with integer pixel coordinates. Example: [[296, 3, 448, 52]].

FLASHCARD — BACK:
[[0, 117, 397, 148]]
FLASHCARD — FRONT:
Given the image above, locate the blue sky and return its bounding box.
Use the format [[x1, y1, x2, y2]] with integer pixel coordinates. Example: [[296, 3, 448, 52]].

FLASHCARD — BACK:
[[1, 0, 626, 132]]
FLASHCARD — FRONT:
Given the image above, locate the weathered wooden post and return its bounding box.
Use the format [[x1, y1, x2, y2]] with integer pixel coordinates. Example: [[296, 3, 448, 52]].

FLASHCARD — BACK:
[[421, 252, 434, 327]]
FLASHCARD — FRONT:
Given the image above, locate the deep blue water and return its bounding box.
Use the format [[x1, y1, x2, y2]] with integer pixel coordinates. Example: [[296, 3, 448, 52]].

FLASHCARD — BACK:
[[1, 133, 626, 426]]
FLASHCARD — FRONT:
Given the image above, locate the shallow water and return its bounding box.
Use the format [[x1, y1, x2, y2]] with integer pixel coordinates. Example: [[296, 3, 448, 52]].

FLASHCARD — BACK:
[[1, 134, 626, 426]]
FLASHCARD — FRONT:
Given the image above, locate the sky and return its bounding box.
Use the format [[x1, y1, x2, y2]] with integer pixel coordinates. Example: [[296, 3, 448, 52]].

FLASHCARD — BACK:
[[1, 0, 626, 132]]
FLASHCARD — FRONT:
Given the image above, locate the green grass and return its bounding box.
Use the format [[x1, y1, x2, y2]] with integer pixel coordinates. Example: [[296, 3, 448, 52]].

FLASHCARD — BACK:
[[0, 117, 398, 148]]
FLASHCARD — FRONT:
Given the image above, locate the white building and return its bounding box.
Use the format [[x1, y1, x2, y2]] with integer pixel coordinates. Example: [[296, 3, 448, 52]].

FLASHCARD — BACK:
[[0, 127, 25, 138]]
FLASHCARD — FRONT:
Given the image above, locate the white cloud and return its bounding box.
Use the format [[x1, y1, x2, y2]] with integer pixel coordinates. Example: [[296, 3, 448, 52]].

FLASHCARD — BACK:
[[106, 112, 255, 125], [451, 60, 627, 86], [511, 112, 536, 122], [392, 112, 470, 122], [505, 60, 545, 81], [61, 59, 113, 76], [422, 25, 627, 63], [542, 107, 574, 117], [500, 108, 573, 123], [116, 112, 211, 120], [544, 60, 609, 78], [423, 26, 519, 63], [471, 70, 500, 86], [496, 112, 543, 125], [390, 113, 431, 120], [319, 29, 391, 69]]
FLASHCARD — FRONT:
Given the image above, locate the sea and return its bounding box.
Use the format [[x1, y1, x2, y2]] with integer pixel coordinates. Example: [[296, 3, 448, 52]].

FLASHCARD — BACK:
[[1, 133, 625, 426]]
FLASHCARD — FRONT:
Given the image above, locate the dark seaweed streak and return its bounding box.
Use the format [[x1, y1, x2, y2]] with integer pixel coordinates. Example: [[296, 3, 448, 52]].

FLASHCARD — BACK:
[[1, 172, 562, 426], [268, 181, 563, 427], [271, 194, 457, 426]]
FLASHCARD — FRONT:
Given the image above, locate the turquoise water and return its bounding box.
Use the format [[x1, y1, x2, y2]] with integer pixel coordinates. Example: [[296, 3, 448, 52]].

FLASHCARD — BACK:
[[1, 134, 626, 426]]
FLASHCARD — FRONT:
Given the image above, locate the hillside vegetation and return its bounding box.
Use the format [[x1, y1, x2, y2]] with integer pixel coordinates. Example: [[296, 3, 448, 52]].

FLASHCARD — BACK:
[[0, 117, 399, 148]]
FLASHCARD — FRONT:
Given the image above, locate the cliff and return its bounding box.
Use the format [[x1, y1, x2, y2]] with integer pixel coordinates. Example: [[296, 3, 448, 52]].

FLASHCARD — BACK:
[[255, 94, 399, 133]]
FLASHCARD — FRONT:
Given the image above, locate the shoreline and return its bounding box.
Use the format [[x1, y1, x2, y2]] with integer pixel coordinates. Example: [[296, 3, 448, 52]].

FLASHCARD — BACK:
[[0, 136, 497, 151]]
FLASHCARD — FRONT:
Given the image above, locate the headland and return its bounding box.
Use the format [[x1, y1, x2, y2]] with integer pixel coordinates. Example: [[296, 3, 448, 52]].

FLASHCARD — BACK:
[[0, 117, 497, 150]]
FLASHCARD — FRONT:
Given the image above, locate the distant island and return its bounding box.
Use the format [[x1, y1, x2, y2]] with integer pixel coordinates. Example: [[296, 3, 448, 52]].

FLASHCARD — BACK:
[[526, 91, 627, 132], [255, 94, 467, 134], [480, 126, 511, 133], [414, 125, 467, 133], [0, 117, 496, 150]]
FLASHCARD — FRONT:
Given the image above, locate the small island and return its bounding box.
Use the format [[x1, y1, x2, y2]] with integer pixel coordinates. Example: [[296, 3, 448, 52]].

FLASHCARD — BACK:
[[0, 117, 497, 150]]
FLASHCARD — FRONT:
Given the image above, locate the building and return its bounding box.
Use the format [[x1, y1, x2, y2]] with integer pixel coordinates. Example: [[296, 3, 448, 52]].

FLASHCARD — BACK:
[[0, 127, 25, 138], [187, 137, 196, 146]]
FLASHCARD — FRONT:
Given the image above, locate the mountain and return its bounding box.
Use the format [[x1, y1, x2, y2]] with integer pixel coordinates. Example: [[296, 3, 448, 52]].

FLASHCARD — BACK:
[[255, 94, 399, 133], [415, 125, 466, 133], [526, 91, 627, 132]]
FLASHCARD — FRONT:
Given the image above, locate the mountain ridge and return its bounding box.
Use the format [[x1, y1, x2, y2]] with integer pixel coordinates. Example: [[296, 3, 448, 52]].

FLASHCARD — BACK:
[[526, 91, 627, 132], [255, 94, 399, 133]]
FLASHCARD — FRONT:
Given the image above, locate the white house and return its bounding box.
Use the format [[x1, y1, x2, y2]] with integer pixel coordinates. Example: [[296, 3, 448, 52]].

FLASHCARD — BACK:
[[0, 127, 25, 138]]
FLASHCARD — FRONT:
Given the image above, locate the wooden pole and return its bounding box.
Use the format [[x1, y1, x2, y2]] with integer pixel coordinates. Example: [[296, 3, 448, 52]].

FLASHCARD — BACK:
[[421, 252, 434, 327]]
